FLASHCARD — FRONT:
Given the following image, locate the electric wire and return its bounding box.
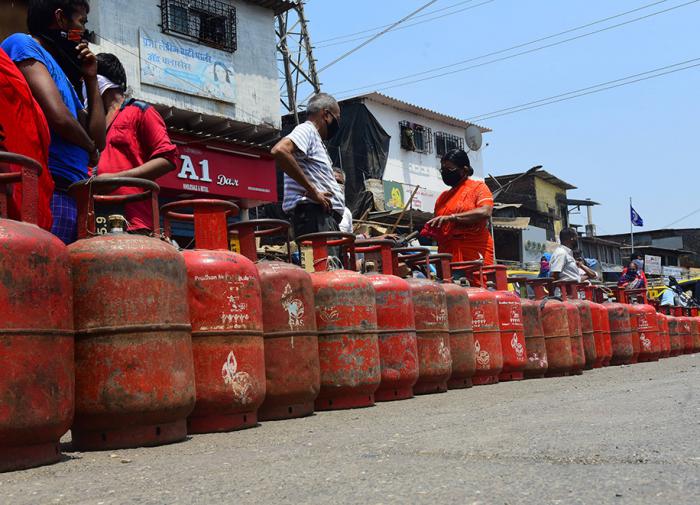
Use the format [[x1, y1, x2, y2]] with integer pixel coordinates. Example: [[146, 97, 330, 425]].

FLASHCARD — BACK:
[[662, 207, 700, 228], [317, 0, 439, 74], [465, 58, 700, 121], [315, 0, 481, 44], [314, 0, 495, 49], [333, 0, 696, 97]]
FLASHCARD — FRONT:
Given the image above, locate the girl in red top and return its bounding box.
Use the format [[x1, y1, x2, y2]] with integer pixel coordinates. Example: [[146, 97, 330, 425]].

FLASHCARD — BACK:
[[424, 149, 494, 265]]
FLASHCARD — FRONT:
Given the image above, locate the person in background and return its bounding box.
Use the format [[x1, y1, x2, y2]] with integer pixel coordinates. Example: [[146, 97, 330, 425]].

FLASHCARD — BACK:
[[550, 227, 581, 282], [333, 167, 353, 234], [424, 149, 494, 265], [538, 253, 551, 278], [631, 252, 644, 273], [659, 276, 680, 307], [617, 261, 646, 290], [0, 47, 54, 230], [92, 53, 177, 233], [1, 0, 105, 243], [271, 92, 345, 239]]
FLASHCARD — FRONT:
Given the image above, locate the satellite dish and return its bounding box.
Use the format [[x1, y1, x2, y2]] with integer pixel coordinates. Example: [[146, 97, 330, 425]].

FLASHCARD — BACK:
[[465, 125, 482, 151]]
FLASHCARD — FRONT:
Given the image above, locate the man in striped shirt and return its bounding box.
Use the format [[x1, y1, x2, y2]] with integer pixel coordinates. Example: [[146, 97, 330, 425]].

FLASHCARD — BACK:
[[272, 92, 345, 239]]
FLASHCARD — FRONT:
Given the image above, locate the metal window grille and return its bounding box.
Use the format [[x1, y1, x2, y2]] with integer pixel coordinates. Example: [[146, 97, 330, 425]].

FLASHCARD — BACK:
[[434, 131, 465, 157], [399, 120, 432, 154], [161, 0, 237, 53]]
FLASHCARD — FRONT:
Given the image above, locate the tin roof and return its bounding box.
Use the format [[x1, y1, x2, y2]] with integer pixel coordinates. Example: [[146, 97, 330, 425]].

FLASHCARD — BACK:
[[345, 92, 491, 133], [491, 170, 576, 191], [492, 217, 531, 230], [244, 0, 296, 15]]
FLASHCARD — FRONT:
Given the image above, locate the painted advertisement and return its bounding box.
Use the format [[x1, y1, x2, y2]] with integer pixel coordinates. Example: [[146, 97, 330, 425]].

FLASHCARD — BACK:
[[139, 28, 235, 103], [644, 255, 662, 275]]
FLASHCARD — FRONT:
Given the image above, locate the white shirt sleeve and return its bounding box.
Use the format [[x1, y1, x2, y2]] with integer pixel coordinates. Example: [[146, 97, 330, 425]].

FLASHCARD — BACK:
[[549, 250, 565, 273], [285, 122, 313, 156]]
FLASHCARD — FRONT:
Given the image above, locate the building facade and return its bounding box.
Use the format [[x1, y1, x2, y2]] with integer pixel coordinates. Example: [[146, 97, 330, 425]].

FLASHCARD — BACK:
[[340, 92, 490, 213]]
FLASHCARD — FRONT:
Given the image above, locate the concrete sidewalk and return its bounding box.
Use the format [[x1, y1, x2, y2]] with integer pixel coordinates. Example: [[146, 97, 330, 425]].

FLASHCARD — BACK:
[[1, 354, 698, 505]]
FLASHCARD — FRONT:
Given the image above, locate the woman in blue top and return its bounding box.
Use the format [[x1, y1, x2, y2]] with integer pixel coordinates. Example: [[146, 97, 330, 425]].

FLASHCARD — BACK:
[[2, 0, 105, 243]]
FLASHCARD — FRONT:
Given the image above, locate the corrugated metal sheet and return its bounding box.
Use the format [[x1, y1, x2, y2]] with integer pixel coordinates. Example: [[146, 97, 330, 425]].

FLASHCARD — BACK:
[[348, 92, 491, 133], [244, 0, 296, 15], [492, 217, 530, 230]]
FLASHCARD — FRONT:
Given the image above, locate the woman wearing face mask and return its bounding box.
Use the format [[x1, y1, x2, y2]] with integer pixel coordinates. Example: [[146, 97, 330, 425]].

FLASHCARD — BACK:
[[423, 149, 495, 265]]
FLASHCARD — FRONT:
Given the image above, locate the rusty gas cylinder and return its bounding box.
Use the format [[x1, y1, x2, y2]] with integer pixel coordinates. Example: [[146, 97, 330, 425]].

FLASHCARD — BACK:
[[692, 314, 700, 353], [677, 314, 694, 355], [656, 313, 671, 359], [298, 232, 380, 410], [162, 201, 265, 433], [510, 278, 548, 379], [483, 266, 527, 381], [583, 286, 612, 367], [0, 153, 74, 472], [429, 254, 475, 389], [527, 279, 572, 377], [229, 219, 320, 420], [622, 290, 660, 362], [667, 315, 683, 357], [354, 239, 418, 401], [564, 284, 597, 370], [69, 179, 195, 450], [397, 248, 451, 395], [604, 296, 634, 366], [453, 261, 503, 385], [556, 282, 585, 375]]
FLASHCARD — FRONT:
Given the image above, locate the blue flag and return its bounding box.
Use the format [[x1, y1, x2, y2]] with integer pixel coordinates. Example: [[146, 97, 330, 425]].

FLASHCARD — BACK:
[[631, 206, 644, 227]]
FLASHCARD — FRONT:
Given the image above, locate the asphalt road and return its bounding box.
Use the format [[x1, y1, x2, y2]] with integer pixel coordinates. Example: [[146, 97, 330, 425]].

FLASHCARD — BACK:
[[2, 354, 698, 505]]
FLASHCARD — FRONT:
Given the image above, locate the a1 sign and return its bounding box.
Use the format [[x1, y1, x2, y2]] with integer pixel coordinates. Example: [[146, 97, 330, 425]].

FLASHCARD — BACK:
[[157, 144, 277, 202]]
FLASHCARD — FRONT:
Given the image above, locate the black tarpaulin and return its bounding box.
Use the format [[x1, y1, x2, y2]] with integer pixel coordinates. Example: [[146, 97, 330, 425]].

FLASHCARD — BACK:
[[327, 101, 390, 214]]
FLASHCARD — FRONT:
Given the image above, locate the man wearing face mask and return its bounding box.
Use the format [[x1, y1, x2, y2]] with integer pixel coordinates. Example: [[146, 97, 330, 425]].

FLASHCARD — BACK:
[[2, 0, 105, 244], [424, 148, 495, 265], [271, 92, 345, 239]]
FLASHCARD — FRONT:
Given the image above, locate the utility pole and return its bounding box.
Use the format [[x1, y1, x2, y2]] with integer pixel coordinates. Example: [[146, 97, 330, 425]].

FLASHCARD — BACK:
[[276, 1, 321, 124]]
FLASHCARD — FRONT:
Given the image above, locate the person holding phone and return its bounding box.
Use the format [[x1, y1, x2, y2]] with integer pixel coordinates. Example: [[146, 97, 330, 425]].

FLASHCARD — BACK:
[[2, 0, 105, 244]]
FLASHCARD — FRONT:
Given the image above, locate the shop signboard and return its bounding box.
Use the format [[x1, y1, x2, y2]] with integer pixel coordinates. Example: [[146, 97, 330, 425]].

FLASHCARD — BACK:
[[157, 141, 277, 205], [139, 28, 235, 103], [644, 255, 662, 275]]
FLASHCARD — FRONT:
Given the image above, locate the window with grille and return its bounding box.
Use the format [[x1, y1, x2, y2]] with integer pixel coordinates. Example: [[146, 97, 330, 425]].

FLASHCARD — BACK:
[[161, 0, 237, 52], [434, 131, 464, 157], [399, 121, 432, 154]]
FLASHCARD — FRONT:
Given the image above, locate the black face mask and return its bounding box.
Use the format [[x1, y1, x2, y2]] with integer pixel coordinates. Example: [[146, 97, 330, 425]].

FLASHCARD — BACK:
[[41, 30, 84, 93], [325, 113, 340, 140], [441, 169, 464, 187]]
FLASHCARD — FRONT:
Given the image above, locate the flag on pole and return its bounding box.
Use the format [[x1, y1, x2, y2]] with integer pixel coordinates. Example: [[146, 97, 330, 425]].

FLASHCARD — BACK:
[[630, 206, 644, 227]]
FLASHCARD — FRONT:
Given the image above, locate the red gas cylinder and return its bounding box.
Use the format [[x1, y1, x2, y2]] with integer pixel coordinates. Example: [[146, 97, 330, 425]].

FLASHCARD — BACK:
[[429, 254, 476, 389], [604, 295, 634, 366], [69, 178, 195, 450], [667, 315, 683, 357], [677, 313, 694, 355], [563, 283, 597, 371], [452, 261, 503, 385], [0, 154, 74, 472], [509, 277, 548, 379], [692, 313, 700, 353], [297, 232, 380, 410], [620, 289, 660, 362], [482, 266, 527, 381], [554, 282, 585, 375], [582, 286, 612, 367], [656, 313, 671, 359], [527, 279, 572, 377], [354, 239, 418, 401], [162, 201, 265, 432], [229, 219, 320, 420], [396, 248, 452, 395]]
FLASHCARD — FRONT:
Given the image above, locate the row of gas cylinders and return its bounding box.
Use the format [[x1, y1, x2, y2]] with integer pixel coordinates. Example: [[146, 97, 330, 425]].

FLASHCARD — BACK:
[[1, 170, 699, 473]]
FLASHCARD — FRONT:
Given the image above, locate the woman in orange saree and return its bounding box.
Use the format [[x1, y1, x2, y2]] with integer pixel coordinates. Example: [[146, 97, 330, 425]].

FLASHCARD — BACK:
[[424, 149, 494, 265]]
